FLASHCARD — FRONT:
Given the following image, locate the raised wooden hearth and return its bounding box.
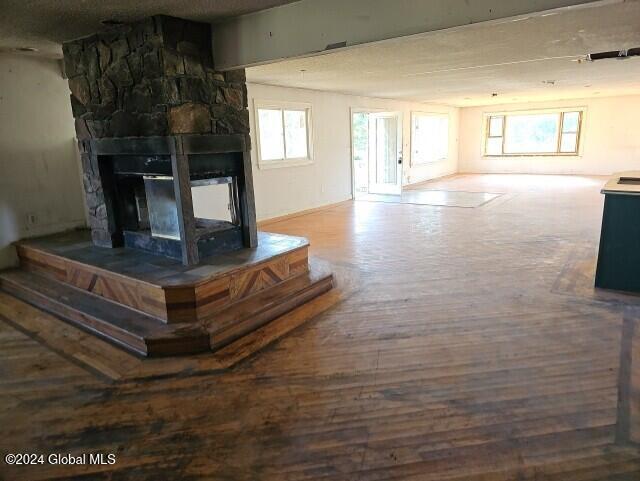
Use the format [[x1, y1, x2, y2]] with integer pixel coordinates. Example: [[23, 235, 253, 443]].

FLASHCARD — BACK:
[[0, 230, 333, 357]]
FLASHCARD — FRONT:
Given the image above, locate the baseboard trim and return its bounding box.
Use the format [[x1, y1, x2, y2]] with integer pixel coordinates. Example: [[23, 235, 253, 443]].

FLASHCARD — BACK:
[[258, 199, 352, 228]]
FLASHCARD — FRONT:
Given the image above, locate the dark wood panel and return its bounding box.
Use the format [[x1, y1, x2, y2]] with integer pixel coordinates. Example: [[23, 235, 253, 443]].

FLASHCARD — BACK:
[[178, 134, 246, 154], [596, 194, 640, 292], [239, 150, 258, 247], [89, 136, 173, 156]]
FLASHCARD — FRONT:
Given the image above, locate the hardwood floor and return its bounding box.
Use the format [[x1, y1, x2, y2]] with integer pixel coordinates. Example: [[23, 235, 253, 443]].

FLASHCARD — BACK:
[[1, 173, 639, 480]]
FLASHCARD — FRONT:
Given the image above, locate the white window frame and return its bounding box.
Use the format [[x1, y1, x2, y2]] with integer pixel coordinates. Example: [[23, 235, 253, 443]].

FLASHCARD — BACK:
[[482, 107, 586, 157], [254, 100, 313, 169], [410, 111, 450, 165]]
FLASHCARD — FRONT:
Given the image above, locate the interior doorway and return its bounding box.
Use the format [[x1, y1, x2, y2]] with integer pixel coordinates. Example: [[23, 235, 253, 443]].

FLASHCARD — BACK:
[[351, 110, 403, 198]]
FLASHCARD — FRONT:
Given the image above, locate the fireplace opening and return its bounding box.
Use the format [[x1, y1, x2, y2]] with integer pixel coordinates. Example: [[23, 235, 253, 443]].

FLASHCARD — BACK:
[[89, 134, 255, 264], [192, 179, 238, 224]]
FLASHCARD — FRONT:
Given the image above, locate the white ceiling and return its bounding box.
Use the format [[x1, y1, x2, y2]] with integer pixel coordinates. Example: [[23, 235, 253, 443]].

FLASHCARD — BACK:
[[246, 0, 640, 107], [0, 0, 299, 58]]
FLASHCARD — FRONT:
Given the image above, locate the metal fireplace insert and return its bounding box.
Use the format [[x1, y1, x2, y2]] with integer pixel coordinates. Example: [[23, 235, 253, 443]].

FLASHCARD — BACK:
[[81, 134, 257, 266]]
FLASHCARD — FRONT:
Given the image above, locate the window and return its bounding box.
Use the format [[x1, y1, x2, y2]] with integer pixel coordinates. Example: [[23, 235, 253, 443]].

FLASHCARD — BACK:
[[484, 109, 583, 156], [411, 112, 449, 164], [254, 101, 312, 168]]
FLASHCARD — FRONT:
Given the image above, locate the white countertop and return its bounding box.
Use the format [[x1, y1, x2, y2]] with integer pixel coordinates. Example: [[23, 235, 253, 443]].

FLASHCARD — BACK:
[[601, 171, 640, 196]]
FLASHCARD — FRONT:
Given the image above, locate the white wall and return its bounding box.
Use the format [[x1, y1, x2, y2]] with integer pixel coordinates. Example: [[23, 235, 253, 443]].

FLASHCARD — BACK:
[[459, 95, 640, 175], [0, 53, 86, 268], [246, 83, 459, 220]]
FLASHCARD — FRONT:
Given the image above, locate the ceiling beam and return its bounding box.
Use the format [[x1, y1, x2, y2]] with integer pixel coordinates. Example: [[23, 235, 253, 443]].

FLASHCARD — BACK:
[[212, 0, 612, 70]]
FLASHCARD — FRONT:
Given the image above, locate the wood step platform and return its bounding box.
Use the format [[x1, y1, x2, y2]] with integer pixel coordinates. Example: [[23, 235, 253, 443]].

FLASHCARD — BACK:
[[0, 269, 210, 357], [0, 229, 334, 357], [208, 268, 334, 350], [15, 230, 313, 323]]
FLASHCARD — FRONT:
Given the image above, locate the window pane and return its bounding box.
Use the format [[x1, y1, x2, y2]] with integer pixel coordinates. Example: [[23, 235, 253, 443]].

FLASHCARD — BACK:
[[191, 183, 233, 222], [560, 132, 578, 153], [562, 112, 580, 132], [486, 137, 503, 155], [375, 116, 398, 184], [412, 114, 449, 163], [258, 108, 284, 161], [489, 116, 504, 137], [352, 113, 369, 193], [504, 113, 560, 154], [284, 110, 308, 158]]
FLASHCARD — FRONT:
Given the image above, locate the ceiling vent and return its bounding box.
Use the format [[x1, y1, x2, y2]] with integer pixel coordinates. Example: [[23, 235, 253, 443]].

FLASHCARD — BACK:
[[587, 48, 640, 62]]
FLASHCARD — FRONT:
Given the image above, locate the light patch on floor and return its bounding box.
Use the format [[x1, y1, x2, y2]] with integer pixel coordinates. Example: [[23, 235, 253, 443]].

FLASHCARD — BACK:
[[356, 189, 503, 208]]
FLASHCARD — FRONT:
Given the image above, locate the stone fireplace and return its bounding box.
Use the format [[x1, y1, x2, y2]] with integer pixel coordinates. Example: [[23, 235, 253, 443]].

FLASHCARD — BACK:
[[63, 15, 256, 265], [0, 14, 333, 358]]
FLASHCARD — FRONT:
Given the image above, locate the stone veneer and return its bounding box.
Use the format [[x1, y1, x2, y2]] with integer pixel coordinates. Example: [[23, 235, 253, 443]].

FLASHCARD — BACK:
[[62, 15, 250, 246]]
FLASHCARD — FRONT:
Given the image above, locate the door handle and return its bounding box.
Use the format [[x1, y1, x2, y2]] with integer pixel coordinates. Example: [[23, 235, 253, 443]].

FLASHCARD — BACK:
[[398, 157, 403, 165]]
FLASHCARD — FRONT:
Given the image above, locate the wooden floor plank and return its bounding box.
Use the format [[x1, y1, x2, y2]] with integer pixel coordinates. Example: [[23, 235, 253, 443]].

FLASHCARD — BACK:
[[0, 174, 639, 480]]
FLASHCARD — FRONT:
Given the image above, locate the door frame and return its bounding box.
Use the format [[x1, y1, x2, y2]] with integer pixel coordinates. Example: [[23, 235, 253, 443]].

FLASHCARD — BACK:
[[350, 107, 404, 199]]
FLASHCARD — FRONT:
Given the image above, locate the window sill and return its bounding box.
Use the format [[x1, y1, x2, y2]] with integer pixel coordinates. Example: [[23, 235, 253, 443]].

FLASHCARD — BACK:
[[258, 158, 313, 170]]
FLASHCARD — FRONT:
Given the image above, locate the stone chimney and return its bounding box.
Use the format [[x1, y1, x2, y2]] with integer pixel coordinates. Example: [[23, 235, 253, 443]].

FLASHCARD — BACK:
[[62, 15, 251, 247]]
